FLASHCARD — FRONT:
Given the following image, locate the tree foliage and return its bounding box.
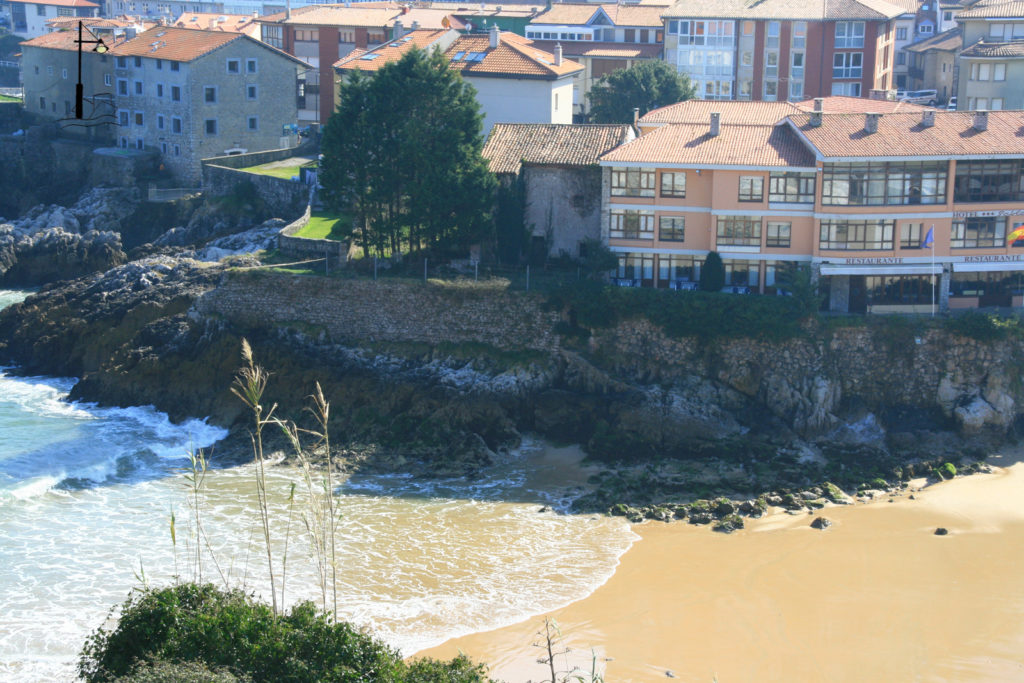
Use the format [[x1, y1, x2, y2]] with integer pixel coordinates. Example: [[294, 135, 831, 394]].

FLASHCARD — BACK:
[[79, 583, 491, 683], [320, 47, 496, 258], [699, 251, 725, 292], [587, 60, 696, 124]]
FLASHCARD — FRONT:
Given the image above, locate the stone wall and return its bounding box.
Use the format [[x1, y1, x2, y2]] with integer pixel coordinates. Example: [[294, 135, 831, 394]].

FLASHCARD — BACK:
[[524, 163, 602, 258], [277, 204, 348, 261], [203, 144, 312, 170], [201, 164, 310, 220], [195, 271, 563, 352]]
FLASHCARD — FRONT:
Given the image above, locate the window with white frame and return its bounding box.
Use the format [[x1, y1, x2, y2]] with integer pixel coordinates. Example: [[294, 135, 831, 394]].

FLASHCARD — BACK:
[[835, 21, 865, 48], [833, 52, 863, 79], [226, 59, 240, 74], [172, 116, 182, 133], [104, 73, 112, 86], [134, 81, 143, 94], [832, 81, 862, 96], [134, 111, 143, 126], [247, 84, 258, 100], [205, 119, 217, 135], [969, 62, 1006, 81], [896, 27, 907, 41], [204, 86, 216, 103], [246, 58, 257, 73], [247, 116, 258, 131], [118, 110, 129, 127], [171, 85, 181, 101]]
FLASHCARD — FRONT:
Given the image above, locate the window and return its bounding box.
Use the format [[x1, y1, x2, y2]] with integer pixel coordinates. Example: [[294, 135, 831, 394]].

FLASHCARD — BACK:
[[247, 116, 258, 131], [953, 160, 1024, 202], [171, 85, 181, 101], [157, 114, 164, 130], [610, 210, 655, 239], [61, 68, 67, 79], [716, 216, 761, 246], [134, 111, 144, 126], [742, 20, 754, 36], [156, 59, 162, 70], [969, 62, 1007, 81], [205, 119, 217, 135], [57, 6, 72, 15], [135, 138, 143, 150], [943, 11, 953, 21], [39, 96, 45, 110], [262, 24, 283, 49], [822, 161, 948, 205], [867, 275, 932, 304], [36, 4, 45, 15], [339, 29, 355, 43], [723, 259, 759, 287], [819, 219, 894, 250], [766, 21, 780, 48], [134, 57, 141, 67], [900, 223, 923, 248], [172, 116, 182, 133], [658, 216, 685, 241], [833, 52, 863, 79], [896, 27, 907, 40], [660, 172, 685, 197], [739, 176, 764, 202], [134, 81, 143, 94], [226, 59, 240, 74], [46, 65, 53, 76], [831, 81, 862, 97], [992, 98, 1004, 110], [659, 254, 702, 283], [171, 61, 179, 71], [919, 24, 933, 34], [174, 144, 180, 156], [116, 57, 127, 68], [766, 222, 791, 247], [161, 142, 167, 154], [246, 58, 257, 73], [769, 172, 816, 203], [247, 84, 258, 100], [611, 167, 655, 197], [118, 110, 129, 127], [295, 29, 319, 42], [835, 21, 865, 48], [952, 217, 1006, 248], [616, 253, 654, 281], [104, 73, 112, 86], [156, 83, 163, 97], [896, 52, 906, 66], [204, 86, 216, 103]]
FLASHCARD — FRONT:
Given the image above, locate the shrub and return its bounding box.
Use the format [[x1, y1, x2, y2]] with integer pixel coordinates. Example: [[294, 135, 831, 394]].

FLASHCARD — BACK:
[[80, 583, 490, 683], [699, 251, 725, 292], [944, 312, 1023, 342], [934, 462, 957, 480]]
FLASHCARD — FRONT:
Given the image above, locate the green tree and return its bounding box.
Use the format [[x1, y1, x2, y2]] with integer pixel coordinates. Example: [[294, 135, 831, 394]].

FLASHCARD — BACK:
[[700, 251, 725, 292], [587, 60, 696, 124], [320, 47, 496, 258]]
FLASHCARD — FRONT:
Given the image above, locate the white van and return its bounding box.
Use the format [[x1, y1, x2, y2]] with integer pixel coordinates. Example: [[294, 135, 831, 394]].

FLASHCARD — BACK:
[[900, 89, 938, 106]]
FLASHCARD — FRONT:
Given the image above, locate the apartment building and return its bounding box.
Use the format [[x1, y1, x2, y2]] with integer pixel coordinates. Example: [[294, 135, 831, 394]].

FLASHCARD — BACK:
[[903, 26, 960, 101], [599, 100, 1024, 313], [7, 0, 98, 38], [955, 0, 1024, 110], [108, 26, 307, 183], [661, 0, 904, 101], [256, 4, 454, 124], [524, 3, 667, 118]]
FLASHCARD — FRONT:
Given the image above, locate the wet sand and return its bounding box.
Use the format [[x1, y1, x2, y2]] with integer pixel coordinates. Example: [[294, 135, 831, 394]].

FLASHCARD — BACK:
[[420, 453, 1024, 682]]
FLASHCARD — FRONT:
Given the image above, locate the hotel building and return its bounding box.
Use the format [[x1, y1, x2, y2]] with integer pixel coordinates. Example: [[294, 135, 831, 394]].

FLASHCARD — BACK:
[[599, 99, 1024, 313]]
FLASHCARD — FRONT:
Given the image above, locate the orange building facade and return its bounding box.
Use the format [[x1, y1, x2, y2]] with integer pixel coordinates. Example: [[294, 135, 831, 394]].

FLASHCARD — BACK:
[[599, 99, 1024, 313]]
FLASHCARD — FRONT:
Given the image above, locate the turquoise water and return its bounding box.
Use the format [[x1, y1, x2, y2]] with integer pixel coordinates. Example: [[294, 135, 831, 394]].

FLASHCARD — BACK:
[[0, 289, 636, 681]]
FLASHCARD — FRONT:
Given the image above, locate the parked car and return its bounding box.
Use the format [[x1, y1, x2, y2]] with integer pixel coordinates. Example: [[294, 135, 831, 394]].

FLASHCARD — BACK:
[[946, 97, 957, 111], [900, 89, 938, 106]]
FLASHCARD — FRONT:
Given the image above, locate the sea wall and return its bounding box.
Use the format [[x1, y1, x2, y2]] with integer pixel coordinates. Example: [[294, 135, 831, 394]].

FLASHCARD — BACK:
[[195, 270, 563, 353]]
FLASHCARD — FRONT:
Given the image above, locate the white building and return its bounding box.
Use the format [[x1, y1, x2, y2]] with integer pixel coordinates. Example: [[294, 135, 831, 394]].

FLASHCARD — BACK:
[[7, 0, 99, 39]]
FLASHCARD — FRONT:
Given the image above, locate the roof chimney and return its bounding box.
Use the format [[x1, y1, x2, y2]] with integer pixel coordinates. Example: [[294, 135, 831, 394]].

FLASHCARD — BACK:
[[921, 109, 935, 128], [868, 88, 887, 101], [864, 112, 880, 134], [393, 20, 404, 39], [411, 20, 419, 30], [489, 24, 499, 48], [973, 110, 988, 131], [810, 111, 822, 127], [813, 97, 823, 113], [402, 5, 409, 13], [286, 0, 291, 21], [710, 111, 720, 136], [633, 107, 639, 127], [554, 42, 562, 65]]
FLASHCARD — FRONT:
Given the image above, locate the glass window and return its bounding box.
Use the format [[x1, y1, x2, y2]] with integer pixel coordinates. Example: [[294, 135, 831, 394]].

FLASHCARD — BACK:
[[262, 25, 283, 49], [659, 254, 702, 283], [172, 117, 181, 133], [658, 216, 685, 241], [833, 52, 863, 79], [738, 176, 764, 202], [204, 86, 216, 103], [246, 58, 257, 73], [205, 119, 217, 135], [819, 219, 894, 250], [822, 161, 948, 205], [835, 21, 865, 48], [247, 116, 258, 130], [617, 253, 654, 280], [900, 223, 924, 248], [766, 222, 791, 247], [227, 59, 240, 74], [610, 210, 655, 239], [247, 85, 258, 100], [722, 259, 759, 287], [171, 86, 181, 101], [717, 216, 761, 246], [954, 160, 1024, 202], [951, 217, 1006, 248], [611, 168, 655, 197], [660, 172, 686, 197], [867, 276, 932, 304], [134, 111, 143, 126], [171, 62, 179, 72]]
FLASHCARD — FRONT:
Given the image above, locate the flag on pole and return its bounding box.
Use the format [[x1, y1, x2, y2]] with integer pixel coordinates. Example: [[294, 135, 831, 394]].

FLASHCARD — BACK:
[[1009, 222, 1024, 246], [922, 225, 934, 248]]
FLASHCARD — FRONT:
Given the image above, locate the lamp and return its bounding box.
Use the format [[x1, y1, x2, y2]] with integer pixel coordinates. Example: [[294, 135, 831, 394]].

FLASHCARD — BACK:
[[74, 21, 108, 119]]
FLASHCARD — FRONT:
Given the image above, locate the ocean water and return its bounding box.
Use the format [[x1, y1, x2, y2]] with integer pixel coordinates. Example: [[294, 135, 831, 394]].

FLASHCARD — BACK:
[[0, 289, 636, 681]]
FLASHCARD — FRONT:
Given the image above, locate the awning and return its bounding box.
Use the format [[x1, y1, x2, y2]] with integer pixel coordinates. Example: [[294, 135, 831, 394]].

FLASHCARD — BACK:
[[820, 264, 942, 276], [953, 261, 1024, 273]]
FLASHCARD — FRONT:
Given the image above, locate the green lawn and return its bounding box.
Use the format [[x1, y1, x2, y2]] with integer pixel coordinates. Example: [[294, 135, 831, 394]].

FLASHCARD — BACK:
[[294, 211, 351, 241], [0, 94, 21, 103], [239, 162, 308, 179]]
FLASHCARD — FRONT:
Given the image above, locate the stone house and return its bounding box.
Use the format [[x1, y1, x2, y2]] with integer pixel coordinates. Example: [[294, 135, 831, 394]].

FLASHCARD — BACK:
[[904, 26, 960, 102], [107, 26, 308, 184], [6, 0, 98, 39], [482, 122, 634, 259]]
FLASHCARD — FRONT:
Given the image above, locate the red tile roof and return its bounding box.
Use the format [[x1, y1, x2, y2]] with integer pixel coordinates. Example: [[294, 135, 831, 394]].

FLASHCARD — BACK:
[[334, 29, 454, 70], [109, 26, 240, 62], [661, 0, 904, 20], [789, 111, 1024, 158], [531, 3, 670, 27], [445, 32, 583, 79], [794, 96, 930, 113], [529, 39, 663, 59], [957, 0, 1024, 18], [6, 0, 97, 6], [960, 38, 1024, 58], [903, 26, 962, 52], [172, 12, 258, 35], [603, 121, 816, 167], [640, 97, 929, 125], [21, 29, 127, 51], [483, 123, 634, 174], [258, 5, 403, 28]]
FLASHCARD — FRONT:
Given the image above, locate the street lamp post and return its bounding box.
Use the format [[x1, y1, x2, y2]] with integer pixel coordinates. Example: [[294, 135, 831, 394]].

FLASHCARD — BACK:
[[74, 21, 108, 119]]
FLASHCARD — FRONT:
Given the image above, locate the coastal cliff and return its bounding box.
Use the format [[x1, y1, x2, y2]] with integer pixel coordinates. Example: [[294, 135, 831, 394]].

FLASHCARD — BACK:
[[0, 259, 1019, 502]]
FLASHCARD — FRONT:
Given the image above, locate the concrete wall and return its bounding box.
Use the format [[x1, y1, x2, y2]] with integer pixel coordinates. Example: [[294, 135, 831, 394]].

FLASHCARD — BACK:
[[467, 75, 569, 134], [524, 163, 602, 258], [195, 271, 563, 352]]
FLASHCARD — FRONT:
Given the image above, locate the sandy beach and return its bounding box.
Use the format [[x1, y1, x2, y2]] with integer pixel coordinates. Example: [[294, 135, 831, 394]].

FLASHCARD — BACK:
[[420, 451, 1024, 682]]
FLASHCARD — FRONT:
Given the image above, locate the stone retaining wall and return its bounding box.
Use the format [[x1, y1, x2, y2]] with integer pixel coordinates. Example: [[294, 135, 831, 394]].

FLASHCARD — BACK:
[[277, 203, 348, 261], [201, 164, 309, 220], [195, 271, 562, 352]]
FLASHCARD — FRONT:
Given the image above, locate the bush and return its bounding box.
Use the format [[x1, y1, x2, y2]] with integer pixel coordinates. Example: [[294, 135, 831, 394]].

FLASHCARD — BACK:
[[944, 311, 1023, 342], [934, 462, 957, 480], [80, 583, 490, 683], [699, 251, 725, 292]]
